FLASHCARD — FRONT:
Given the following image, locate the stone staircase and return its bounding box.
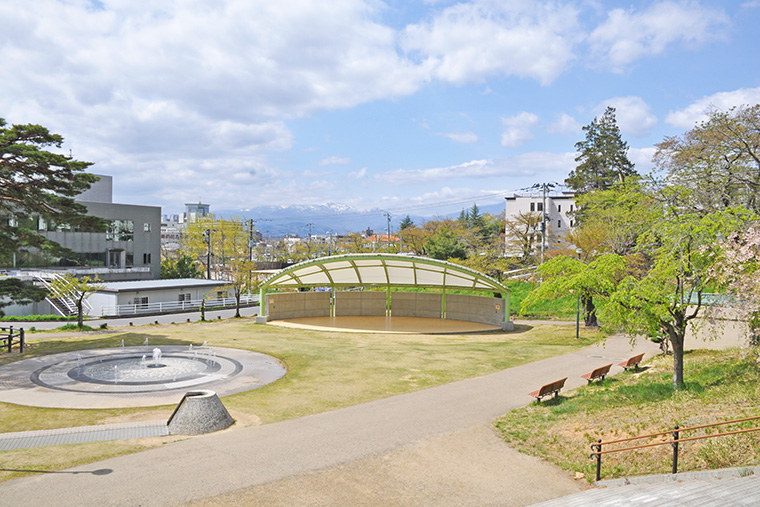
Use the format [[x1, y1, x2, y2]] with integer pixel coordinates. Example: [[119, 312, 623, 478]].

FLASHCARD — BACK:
[[532, 467, 760, 506]]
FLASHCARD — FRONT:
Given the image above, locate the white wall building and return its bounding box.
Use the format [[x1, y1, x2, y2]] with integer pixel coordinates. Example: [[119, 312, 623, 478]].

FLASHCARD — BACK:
[[504, 187, 576, 257], [87, 278, 231, 317]]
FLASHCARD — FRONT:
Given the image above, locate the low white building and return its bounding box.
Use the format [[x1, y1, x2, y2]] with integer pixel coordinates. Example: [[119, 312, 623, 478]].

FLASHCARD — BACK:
[[87, 278, 233, 317]]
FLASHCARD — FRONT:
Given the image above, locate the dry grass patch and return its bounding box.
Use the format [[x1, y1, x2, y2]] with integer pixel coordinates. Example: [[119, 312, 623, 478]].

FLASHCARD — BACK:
[[496, 347, 760, 481]]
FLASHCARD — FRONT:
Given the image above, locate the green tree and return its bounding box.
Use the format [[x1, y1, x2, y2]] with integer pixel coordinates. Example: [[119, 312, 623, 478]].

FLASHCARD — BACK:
[[566, 107, 637, 194], [522, 254, 628, 327], [654, 104, 760, 214], [597, 205, 752, 388], [161, 255, 201, 279], [0, 118, 104, 267], [0, 278, 47, 316], [505, 211, 542, 260], [426, 225, 466, 260], [399, 215, 414, 230], [48, 274, 105, 328]]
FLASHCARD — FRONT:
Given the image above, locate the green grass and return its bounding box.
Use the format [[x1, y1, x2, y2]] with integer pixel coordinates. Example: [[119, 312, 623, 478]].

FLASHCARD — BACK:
[[0, 315, 76, 322], [495, 348, 760, 481], [0, 319, 602, 482], [506, 280, 577, 319]]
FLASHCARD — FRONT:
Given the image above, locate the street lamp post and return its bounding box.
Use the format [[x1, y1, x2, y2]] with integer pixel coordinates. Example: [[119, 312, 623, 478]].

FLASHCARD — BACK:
[[575, 248, 583, 339]]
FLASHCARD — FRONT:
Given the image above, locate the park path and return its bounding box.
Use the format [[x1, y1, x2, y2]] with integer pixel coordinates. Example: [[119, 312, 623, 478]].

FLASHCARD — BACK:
[[0, 333, 660, 506]]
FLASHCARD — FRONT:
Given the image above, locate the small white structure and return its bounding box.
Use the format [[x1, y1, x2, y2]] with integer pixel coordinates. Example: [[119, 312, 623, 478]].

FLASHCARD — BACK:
[[87, 278, 232, 317]]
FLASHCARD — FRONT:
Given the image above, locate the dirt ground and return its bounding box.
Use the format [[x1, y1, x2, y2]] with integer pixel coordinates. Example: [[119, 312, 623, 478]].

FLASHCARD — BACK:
[[190, 425, 589, 507]]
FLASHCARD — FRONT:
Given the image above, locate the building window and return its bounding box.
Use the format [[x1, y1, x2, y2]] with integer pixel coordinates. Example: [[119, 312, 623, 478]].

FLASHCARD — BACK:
[[217, 291, 227, 299], [530, 202, 535, 212], [106, 220, 134, 241], [537, 203, 543, 212], [133, 296, 148, 308], [143, 253, 151, 264], [144, 223, 151, 232], [570, 204, 574, 212], [557, 220, 561, 228], [558, 205, 562, 213], [570, 220, 574, 227], [179, 293, 191, 302]]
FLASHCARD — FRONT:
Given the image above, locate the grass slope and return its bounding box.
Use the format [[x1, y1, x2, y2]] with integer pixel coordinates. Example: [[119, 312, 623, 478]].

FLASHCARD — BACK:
[[495, 348, 760, 481]]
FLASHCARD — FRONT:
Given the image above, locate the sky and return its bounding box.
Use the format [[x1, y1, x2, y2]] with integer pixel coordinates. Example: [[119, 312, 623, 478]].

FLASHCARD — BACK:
[[2, 0, 760, 218]]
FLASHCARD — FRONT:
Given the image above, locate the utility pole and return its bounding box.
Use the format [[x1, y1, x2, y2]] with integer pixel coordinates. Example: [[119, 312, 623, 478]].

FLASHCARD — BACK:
[[384, 212, 391, 251], [541, 183, 547, 264], [306, 223, 314, 258], [203, 229, 211, 279]]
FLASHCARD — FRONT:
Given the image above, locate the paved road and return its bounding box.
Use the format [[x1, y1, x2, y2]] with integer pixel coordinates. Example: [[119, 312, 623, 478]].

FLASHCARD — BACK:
[[0, 333, 660, 506], [15, 305, 260, 331]]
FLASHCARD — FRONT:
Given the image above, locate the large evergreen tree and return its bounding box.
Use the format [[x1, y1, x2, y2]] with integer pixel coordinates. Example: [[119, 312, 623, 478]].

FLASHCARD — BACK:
[[0, 118, 103, 261], [566, 107, 637, 194]]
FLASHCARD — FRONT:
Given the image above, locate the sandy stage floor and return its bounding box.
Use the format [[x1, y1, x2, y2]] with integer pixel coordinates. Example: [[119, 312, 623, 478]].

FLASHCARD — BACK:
[[267, 315, 503, 334]]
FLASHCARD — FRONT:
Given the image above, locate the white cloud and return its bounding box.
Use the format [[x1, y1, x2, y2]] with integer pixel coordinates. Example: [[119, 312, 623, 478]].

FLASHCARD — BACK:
[[665, 87, 760, 128], [501, 112, 539, 147], [349, 168, 368, 179], [628, 147, 657, 174], [381, 152, 574, 185], [319, 155, 352, 166], [547, 113, 581, 136], [436, 132, 479, 144], [588, 2, 729, 72], [401, 2, 580, 85], [597, 97, 658, 138]]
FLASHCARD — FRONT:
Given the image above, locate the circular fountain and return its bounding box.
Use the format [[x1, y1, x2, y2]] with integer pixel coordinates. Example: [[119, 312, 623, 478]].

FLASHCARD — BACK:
[[0, 344, 287, 408]]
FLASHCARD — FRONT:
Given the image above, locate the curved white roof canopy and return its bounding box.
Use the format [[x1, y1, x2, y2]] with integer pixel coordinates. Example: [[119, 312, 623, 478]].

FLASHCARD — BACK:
[[260, 254, 510, 294]]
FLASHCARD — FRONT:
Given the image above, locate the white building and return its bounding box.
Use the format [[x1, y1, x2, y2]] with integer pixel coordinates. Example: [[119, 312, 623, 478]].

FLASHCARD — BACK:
[[86, 278, 232, 317], [504, 187, 576, 257]]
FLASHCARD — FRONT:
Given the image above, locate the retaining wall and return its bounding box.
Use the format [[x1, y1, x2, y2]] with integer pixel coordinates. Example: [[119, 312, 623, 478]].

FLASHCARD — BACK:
[[391, 292, 441, 319], [444, 294, 506, 326], [266, 292, 330, 320], [335, 291, 386, 316]]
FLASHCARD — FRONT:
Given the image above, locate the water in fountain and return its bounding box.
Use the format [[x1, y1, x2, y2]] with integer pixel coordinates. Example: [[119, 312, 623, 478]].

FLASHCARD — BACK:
[[202, 341, 207, 347], [143, 337, 149, 345], [147, 347, 164, 369], [189, 344, 193, 351], [114, 365, 119, 383], [141, 354, 147, 367], [120, 339, 125, 348]]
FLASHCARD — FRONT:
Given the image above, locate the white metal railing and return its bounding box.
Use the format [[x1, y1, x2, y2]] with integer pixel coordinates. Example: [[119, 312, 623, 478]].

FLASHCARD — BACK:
[[100, 294, 259, 317], [35, 273, 93, 316]]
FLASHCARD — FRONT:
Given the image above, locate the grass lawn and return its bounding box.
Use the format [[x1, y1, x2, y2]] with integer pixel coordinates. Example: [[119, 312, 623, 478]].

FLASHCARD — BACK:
[[0, 317, 602, 482], [495, 347, 760, 481]]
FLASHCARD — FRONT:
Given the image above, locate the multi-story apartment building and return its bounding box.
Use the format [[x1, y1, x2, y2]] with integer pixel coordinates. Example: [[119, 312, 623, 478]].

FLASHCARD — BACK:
[[504, 186, 576, 258]]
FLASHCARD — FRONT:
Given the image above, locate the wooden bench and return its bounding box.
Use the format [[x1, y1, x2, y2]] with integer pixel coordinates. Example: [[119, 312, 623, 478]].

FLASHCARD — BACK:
[[581, 363, 612, 384], [619, 353, 645, 371], [528, 377, 567, 402]]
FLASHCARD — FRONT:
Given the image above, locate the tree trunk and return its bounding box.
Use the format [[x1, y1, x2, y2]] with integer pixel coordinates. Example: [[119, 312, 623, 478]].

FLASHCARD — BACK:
[[668, 327, 686, 389], [77, 299, 84, 329], [582, 295, 598, 327], [235, 292, 241, 318]]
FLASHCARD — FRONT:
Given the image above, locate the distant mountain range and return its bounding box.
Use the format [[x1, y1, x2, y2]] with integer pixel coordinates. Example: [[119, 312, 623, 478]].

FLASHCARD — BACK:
[[216, 202, 505, 237]]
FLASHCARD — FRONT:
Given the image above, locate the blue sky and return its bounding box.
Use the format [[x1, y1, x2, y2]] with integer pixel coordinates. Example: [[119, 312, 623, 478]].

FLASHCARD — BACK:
[[2, 0, 759, 217]]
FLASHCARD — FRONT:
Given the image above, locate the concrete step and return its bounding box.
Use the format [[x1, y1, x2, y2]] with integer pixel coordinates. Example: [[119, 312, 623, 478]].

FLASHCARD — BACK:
[[533, 468, 760, 506]]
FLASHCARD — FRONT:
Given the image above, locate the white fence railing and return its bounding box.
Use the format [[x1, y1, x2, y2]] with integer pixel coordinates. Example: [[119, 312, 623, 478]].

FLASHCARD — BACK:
[[100, 295, 259, 317]]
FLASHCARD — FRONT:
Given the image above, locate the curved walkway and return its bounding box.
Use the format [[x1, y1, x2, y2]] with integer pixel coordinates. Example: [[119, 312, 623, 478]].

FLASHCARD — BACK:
[[0, 333, 661, 506]]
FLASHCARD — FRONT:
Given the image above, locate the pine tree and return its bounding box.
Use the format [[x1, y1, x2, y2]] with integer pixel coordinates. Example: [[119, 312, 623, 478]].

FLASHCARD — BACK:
[[566, 107, 637, 194]]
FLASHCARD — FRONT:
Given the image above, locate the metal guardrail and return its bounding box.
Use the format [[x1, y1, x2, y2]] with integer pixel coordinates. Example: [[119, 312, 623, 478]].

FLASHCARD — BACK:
[[100, 295, 259, 317], [590, 415, 760, 481]]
